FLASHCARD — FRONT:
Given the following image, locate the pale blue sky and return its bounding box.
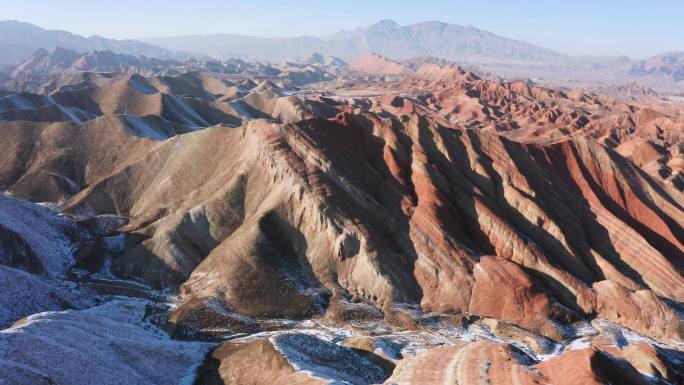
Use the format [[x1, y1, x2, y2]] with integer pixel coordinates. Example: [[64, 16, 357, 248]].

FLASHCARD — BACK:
[[1, 0, 682, 58]]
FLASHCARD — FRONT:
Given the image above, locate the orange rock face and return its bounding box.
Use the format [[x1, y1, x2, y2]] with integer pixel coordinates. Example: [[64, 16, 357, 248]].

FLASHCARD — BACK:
[[540, 347, 661, 385], [469, 256, 566, 341], [349, 53, 411, 76], [387, 341, 549, 385], [388, 344, 661, 385]]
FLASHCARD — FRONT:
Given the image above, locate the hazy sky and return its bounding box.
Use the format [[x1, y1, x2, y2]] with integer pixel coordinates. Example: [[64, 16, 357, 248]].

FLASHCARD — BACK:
[[1, 0, 682, 58]]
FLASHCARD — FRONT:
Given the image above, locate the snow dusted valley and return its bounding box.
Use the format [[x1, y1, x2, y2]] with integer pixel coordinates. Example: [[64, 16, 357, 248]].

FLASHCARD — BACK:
[[1, 8, 684, 385]]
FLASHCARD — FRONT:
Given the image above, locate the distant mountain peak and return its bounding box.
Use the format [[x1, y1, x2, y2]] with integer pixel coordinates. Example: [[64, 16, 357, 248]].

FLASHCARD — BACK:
[[50, 46, 78, 55], [373, 19, 399, 28], [416, 20, 449, 27]]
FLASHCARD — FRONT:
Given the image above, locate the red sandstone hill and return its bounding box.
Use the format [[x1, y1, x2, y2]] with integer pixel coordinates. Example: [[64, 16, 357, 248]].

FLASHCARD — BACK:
[[348, 53, 412, 76]]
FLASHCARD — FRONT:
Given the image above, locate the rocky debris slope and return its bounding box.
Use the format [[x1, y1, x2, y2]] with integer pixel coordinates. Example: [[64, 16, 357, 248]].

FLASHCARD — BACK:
[[191, 314, 684, 385]]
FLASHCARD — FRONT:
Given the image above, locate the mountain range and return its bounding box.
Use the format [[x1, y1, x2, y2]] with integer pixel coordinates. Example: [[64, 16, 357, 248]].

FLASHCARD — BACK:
[[3, 19, 684, 93], [143, 19, 566, 64], [1, 15, 684, 385], [0, 20, 187, 66]]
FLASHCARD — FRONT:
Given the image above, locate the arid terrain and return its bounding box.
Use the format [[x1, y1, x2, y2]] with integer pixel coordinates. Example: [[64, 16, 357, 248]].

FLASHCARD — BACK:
[[1, 20, 684, 385]]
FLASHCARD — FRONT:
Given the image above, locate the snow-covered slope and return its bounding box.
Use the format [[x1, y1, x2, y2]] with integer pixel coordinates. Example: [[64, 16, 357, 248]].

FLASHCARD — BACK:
[[0, 299, 212, 385], [270, 332, 386, 385], [0, 93, 97, 123], [0, 195, 78, 277], [0, 265, 63, 328]]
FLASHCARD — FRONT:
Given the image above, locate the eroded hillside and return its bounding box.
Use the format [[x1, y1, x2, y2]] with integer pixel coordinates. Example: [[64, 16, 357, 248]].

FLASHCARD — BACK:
[[1, 62, 683, 385]]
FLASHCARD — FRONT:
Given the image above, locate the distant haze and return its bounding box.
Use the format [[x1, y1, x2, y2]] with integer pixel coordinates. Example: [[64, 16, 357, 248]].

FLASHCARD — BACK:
[[1, 0, 683, 58], [141, 20, 567, 64]]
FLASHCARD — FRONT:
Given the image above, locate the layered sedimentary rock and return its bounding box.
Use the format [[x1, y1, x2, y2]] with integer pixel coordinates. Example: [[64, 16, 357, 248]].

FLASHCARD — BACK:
[[29, 108, 677, 345], [1, 63, 683, 384], [387, 341, 668, 385], [468, 256, 570, 341]]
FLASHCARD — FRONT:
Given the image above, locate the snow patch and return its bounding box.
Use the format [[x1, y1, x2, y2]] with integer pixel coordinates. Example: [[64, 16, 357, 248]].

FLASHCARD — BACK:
[[0, 93, 45, 112], [127, 75, 158, 95], [169, 96, 210, 127], [122, 115, 197, 140], [46, 96, 97, 123], [270, 332, 386, 385], [123, 115, 173, 140], [228, 99, 254, 120], [54, 104, 95, 123]]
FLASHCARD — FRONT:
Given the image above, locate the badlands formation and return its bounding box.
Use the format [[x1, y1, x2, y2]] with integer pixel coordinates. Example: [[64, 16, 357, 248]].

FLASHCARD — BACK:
[[0, 52, 683, 385]]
